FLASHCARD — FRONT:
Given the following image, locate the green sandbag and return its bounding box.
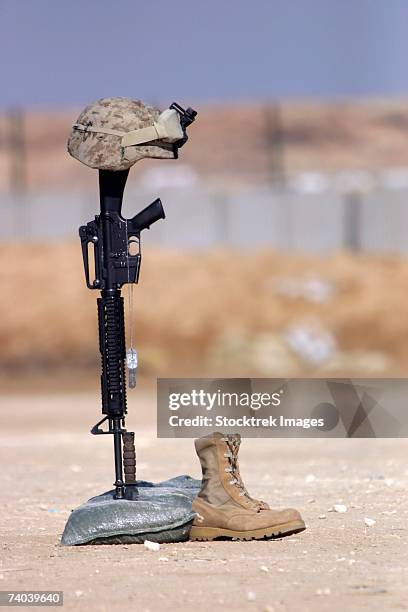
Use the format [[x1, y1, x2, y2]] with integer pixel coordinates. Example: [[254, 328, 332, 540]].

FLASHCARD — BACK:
[[61, 475, 201, 546]]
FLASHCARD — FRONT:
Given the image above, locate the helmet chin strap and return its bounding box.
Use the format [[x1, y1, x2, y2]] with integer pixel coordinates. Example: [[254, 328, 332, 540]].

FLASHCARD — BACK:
[[72, 108, 184, 148]]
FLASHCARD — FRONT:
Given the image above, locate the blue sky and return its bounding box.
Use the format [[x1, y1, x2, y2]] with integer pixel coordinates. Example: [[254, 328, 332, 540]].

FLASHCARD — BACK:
[[1, 0, 407, 108]]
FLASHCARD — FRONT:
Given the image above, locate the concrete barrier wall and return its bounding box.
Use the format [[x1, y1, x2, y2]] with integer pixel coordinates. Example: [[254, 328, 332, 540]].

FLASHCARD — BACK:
[[0, 185, 407, 253]]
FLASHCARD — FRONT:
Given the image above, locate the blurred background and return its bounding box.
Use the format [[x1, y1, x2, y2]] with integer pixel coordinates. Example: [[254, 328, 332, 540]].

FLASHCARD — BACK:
[[2, 0, 408, 391]]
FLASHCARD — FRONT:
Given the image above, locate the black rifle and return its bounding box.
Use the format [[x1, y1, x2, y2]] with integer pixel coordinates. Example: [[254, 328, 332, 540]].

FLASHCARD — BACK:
[[78, 102, 197, 500], [79, 169, 165, 499]]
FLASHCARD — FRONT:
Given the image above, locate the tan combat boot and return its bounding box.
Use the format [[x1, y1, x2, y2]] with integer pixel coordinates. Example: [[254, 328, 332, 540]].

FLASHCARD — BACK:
[[190, 432, 305, 541]]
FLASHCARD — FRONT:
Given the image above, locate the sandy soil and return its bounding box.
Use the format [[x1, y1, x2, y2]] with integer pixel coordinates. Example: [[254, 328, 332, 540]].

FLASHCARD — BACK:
[[3, 244, 408, 378], [0, 389, 407, 611]]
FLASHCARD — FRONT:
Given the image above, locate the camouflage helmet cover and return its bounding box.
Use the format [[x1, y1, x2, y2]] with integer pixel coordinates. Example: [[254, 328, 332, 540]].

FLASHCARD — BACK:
[[67, 97, 177, 171]]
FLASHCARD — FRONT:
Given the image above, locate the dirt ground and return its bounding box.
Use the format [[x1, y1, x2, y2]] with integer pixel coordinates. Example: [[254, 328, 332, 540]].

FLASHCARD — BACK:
[[3, 244, 408, 378], [0, 387, 407, 611]]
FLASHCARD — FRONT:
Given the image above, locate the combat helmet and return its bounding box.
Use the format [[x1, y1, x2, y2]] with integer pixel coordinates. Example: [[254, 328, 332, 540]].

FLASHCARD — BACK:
[[68, 97, 197, 171]]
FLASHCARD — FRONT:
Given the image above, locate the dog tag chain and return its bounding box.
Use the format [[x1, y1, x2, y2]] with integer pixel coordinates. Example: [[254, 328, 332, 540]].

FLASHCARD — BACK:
[[125, 219, 138, 388]]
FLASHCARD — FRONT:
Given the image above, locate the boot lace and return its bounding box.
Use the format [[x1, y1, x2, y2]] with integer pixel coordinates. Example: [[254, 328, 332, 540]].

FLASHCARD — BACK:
[[222, 436, 260, 506]]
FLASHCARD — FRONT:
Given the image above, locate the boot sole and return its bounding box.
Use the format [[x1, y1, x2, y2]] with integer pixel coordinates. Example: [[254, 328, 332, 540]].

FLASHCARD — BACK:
[[189, 519, 306, 541]]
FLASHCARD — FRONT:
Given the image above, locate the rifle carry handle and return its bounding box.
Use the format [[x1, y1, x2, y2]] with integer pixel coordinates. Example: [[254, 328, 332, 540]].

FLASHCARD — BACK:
[[79, 220, 102, 289]]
